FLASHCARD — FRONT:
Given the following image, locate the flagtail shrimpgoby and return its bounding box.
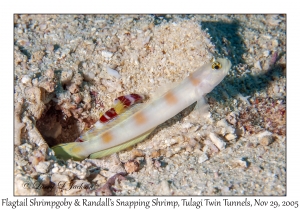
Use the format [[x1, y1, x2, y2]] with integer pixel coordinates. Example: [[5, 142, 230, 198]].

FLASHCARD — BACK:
[[52, 58, 231, 161]]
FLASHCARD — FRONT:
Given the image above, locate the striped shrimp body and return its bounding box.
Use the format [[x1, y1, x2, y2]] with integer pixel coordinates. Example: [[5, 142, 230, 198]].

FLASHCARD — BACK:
[[75, 94, 144, 142], [52, 58, 231, 160], [100, 94, 144, 123]]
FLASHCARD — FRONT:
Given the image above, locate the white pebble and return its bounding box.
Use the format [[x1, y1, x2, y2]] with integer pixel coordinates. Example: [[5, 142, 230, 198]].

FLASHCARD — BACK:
[[123, 17, 133, 23], [198, 154, 208, 163], [35, 161, 50, 173], [204, 140, 219, 153], [50, 173, 70, 183], [273, 85, 279, 94], [256, 130, 272, 139], [259, 135, 274, 146], [61, 70, 73, 84], [254, 61, 262, 70], [51, 167, 59, 173], [39, 24, 47, 30], [38, 174, 50, 186], [143, 36, 151, 45], [84, 40, 94, 45], [170, 136, 181, 145], [236, 126, 245, 137], [237, 158, 249, 168], [182, 122, 193, 129], [225, 133, 236, 141], [222, 186, 230, 193], [173, 147, 181, 153], [102, 51, 113, 58], [263, 61, 270, 71], [217, 119, 235, 134], [21, 75, 31, 85], [272, 40, 278, 48], [83, 71, 96, 82], [263, 50, 270, 57], [106, 66, 120, 79], [209, 133, 226, 150], [154, 160, 161, 168], [226, 112, 237, 125]]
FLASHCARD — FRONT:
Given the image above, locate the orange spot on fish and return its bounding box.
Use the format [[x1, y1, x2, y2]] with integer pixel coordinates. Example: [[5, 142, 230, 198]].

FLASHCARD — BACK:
[[72, 145, 82, 154], [164, 91, 177, 105], [134, 112, 147, 125], [102, 131, 113, 143], [189, 74, 201, 86]]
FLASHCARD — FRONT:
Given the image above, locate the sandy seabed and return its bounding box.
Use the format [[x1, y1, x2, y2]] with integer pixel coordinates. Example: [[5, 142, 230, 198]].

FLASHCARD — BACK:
[[14, 14, 286, 195]]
